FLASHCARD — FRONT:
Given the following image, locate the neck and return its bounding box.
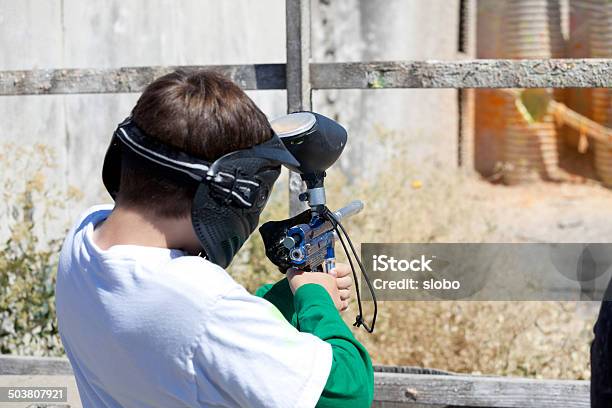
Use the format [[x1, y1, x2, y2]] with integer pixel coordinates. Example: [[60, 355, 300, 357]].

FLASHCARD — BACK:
[[93, 205, 200, 254]]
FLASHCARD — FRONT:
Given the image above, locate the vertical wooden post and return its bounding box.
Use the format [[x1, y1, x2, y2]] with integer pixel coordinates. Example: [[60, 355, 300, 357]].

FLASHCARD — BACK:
[[285, 0, 312, 216], [458, 0, 476, 172]]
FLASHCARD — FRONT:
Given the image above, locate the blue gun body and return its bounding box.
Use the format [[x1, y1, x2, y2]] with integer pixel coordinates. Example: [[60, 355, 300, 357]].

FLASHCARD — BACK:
[[285, 216, 336, 272], [283, 200, 364, 272]]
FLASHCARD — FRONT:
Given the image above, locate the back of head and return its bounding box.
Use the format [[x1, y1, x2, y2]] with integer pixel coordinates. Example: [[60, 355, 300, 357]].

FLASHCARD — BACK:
[[117, 70, 273, 218]]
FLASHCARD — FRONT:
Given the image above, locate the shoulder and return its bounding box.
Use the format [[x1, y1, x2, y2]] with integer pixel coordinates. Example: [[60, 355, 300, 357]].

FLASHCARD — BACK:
[[164, 255, 234, 284], [71, 204, 114, 233], [160, 255, 242, 306], [58, 204, 114, 271]]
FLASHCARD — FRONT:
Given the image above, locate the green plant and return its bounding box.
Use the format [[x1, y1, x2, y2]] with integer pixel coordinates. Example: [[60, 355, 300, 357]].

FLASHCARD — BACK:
[[0, 144, 81, 356]]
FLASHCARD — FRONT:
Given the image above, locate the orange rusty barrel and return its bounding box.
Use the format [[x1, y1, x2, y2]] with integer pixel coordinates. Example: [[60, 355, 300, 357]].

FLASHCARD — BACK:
[[503, 93, 560, 184], [566, 0, 600, 149], [503, 0, 565, 59], [589, 1, 612, 186], [501, 0, 565, 184]]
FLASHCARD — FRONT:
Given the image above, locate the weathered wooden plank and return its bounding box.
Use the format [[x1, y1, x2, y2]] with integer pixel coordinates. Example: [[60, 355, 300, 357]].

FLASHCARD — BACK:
[[374, 365, 454, 376], [0, 64, 286, 95], [0, 357, 590, 407], [285, 0, 311, 216], [1, 59, 610, 96], [374, 372, 589, 407], [457, 0, 477, 173], [311, 59, 612, 89], [0, 356, 73, 376], [285, 0, 312, 112]]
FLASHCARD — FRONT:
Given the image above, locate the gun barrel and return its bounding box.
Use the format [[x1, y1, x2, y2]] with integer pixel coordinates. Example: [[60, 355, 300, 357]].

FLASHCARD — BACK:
[[333, 200, 364, 222]]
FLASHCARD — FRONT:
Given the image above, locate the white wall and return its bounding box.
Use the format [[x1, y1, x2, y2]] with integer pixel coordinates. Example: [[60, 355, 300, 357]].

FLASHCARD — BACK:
[[311, 0, 461, 179], [0, 0, 287, 227]]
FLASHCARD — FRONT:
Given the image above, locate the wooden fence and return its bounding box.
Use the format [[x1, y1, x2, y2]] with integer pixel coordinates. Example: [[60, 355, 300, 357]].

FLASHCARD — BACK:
[[0, 0, 608, 406], [0, 356, 590, 407], [1, 58, 611, 215]]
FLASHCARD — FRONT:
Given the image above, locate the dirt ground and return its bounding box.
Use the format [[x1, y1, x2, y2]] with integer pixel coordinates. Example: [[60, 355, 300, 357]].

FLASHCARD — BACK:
[[471, 177, 612, 321], [463, 176, 611, 318], [472, 179, 612, 244]]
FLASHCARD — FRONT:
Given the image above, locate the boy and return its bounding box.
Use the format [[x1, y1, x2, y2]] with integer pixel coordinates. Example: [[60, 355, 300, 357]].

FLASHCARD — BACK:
[[55, 70, 374, 408]]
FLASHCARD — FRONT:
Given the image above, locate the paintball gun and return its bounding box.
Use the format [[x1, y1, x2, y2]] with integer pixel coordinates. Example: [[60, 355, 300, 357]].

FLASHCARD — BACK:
[[259, 112, 377, 333]]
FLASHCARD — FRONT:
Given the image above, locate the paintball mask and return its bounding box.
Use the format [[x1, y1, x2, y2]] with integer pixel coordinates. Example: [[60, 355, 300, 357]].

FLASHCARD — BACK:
[[102, 117, 299, 268]]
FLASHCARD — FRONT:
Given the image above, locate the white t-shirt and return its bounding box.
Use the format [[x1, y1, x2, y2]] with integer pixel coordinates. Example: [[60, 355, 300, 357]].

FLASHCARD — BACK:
[[56, 205, 332, 408]]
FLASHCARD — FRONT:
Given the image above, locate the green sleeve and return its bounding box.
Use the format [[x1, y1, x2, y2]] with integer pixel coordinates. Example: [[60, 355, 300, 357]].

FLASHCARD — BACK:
[[254, 279, 297, 325], [293, 284, 374, 408], [254, 283, 274, 298]]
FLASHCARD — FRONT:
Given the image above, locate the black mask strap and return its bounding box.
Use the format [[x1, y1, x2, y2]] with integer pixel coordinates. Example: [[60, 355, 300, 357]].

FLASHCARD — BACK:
[[109, 118, 299, 210], [115, 119, 210, 183]]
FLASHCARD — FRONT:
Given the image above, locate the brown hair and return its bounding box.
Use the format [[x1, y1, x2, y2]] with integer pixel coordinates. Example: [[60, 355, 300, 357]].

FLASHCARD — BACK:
[[116, 69, 273, 217]]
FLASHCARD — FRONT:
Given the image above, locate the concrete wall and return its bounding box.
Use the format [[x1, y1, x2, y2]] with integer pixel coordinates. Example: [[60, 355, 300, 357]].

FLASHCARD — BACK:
[[311, 0, 462, 179], [0, 0, 462, 232], [0, 0, 287, 227]]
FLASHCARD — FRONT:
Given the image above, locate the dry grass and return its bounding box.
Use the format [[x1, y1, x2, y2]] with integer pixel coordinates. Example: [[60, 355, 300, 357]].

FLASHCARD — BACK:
[[357, 301, 592, 380], [342, 160, 593, 380]]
